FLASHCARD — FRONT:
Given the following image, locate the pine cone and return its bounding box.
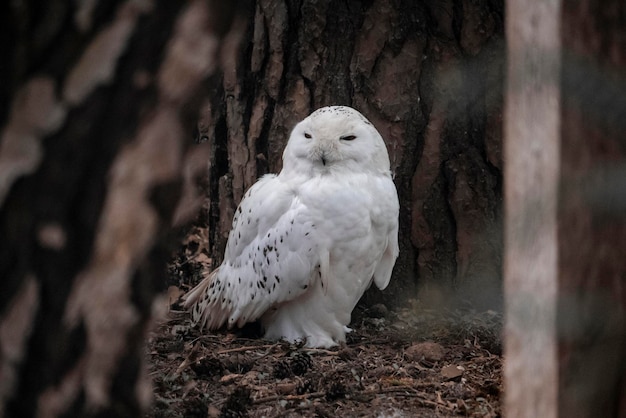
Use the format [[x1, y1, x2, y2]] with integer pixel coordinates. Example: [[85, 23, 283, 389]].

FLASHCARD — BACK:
[[325, 381, 347, 401], [290, 351, 312, 376], [223, 356, 253, 374], [273, 359, 292, 379], [220, 386, 252, 418], [184, 398, 208, 418], [191, 356, 224, 378], [296, 379, 314, 395]]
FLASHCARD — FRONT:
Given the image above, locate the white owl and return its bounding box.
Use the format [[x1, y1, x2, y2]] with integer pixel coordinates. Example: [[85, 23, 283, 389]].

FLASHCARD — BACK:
[[183, 106, 399, 348]]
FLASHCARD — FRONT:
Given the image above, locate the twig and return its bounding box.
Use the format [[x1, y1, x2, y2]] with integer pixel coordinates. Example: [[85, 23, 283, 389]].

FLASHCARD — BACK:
[[189, 334, 221, 345], [303, 348, 339, 356], [377, 386, 421, 395], [371, 387, 452, 410], [217, 344, 277, 355], [177, 251, 207, 268], [253, 385, 443, 408], [255, 343, 282, 361], [254, 391, 326, 405], [379, 382, 436, 391]]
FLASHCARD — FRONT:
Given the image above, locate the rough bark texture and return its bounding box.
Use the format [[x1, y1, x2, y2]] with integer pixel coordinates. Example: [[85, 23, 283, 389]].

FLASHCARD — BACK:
[[0, 0, 506, 416], [0, 1, 240, 416], [198, 0, 505, 311], [558, 0, 626, 416]]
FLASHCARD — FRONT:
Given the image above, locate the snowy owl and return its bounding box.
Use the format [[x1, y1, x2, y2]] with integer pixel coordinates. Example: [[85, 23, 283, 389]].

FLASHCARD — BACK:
[[183, 106, 399, 348]]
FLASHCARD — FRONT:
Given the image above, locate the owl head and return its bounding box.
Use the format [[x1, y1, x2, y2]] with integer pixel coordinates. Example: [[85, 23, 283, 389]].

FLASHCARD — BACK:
[[282, 106, 391, 175]]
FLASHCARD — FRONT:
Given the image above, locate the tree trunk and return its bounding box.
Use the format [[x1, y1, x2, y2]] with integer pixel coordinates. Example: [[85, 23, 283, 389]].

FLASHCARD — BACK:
[[0, 0, 505, 415], [558, 0, 626, 415], [0, 1, 240, 416], [504, 0, 626, 416], [198, 0, 505, 311]]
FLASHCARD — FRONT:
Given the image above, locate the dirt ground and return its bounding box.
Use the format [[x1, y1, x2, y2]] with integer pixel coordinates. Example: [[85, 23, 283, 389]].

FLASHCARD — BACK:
[[145, 227, 503, 418]]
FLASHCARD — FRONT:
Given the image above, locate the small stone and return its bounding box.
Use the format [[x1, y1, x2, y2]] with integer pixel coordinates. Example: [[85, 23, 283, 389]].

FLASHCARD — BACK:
[[404, 342, 445, 362], [276, 382, 297, 394], [207, 405, 221, 418], [441, 364, 465, 381]]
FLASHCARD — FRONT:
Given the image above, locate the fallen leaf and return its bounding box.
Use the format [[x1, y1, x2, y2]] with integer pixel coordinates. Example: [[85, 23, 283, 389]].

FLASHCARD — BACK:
[[220, 373, 242, 384], [380, 376, 415, 387], [195, 252, 212, 266], [167, 286, 184, 305]]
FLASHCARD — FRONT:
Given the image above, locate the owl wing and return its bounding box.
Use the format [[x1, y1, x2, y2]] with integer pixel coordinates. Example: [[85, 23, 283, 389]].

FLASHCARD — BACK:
[[372, 219, 399, 290], [183, 174, 324, 330], [372, 176, 400, 290]]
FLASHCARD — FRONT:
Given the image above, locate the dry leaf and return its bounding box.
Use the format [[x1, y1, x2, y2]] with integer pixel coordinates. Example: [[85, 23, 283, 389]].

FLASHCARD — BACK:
[[220, 373, 242, 384], [167, 285, 184, 305]]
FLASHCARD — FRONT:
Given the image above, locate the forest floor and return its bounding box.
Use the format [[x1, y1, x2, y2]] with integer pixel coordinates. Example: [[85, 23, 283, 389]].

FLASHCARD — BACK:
[[145, 227, 503, 418]]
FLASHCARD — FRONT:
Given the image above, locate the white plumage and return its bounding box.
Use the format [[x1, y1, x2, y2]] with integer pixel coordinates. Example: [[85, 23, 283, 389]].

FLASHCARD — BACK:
[[183, 106, 399, 348]]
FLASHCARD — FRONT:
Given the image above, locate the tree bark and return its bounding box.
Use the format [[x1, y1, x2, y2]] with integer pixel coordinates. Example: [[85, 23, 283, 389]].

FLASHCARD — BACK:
[[504, 0, 626, 416], [0, 1, 241, 416], [197, 0, 505, 310], [558, 0, 626, 415], [0, 0, 506, 416]]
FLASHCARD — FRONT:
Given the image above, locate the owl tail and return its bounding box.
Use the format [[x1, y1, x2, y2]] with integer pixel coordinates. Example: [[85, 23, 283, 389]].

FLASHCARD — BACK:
[[182, 267, 220, 330]]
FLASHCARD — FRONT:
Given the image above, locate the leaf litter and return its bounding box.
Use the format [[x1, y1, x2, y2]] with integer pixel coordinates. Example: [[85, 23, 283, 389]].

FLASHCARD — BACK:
[[146, 226, 502, 417]]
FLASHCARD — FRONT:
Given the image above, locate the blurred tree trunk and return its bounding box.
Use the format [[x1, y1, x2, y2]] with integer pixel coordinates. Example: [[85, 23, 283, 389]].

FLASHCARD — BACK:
[[198, 0, 505, 310], [558, 0, 626, 415], [0, 1, 240, 416], [505, 0, 626, 416]]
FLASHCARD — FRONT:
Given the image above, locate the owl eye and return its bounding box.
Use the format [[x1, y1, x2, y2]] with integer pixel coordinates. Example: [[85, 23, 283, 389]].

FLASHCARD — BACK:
[[304, 132, 312, 139], [340, 135, 356, 141]]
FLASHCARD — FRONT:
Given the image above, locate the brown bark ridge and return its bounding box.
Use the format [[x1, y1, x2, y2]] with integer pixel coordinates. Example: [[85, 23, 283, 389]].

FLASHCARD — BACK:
[[0, 1, 245, 416], [197, 0, 505, 311]]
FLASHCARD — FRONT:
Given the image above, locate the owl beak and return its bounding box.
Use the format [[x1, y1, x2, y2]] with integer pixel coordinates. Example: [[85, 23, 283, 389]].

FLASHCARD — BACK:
[[319, 149, 328, 166]]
